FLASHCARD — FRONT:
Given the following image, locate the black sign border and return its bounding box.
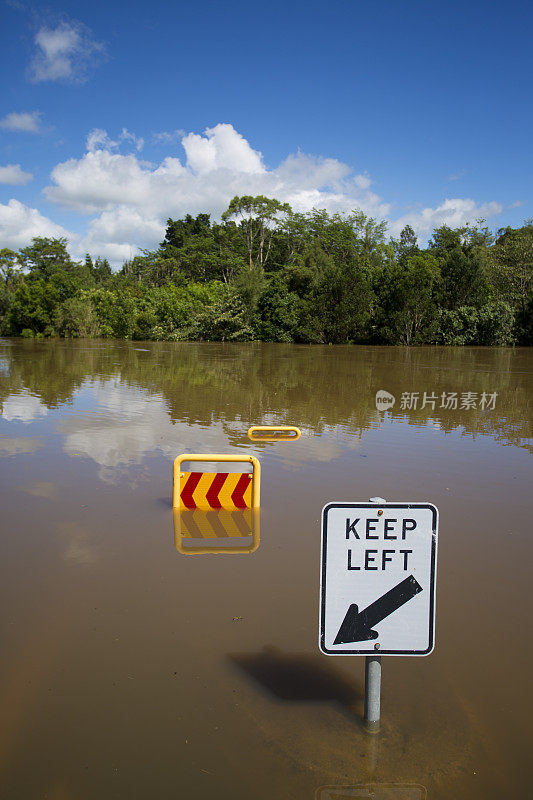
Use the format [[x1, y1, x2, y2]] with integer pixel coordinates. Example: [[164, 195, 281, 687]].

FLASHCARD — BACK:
[[319, 502, 438, 656]]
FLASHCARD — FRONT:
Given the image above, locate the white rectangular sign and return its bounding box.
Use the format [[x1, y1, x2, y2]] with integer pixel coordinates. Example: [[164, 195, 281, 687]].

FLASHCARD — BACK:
[[319, 502, 438, 656]]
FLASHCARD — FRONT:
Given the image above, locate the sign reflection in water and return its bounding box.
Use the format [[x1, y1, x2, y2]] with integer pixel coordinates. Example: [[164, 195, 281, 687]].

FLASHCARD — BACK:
[[173, 508, 260, 554]]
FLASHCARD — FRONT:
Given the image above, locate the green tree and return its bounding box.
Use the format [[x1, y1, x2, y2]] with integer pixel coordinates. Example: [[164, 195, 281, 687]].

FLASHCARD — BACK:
[[255, 275, 299, 342], [435, 302, 515, 346], [8, 279, 60, 335], [55, 295, 101, 338], [222, 195, 291, 270], [194, 286, 255, 341], [18, 237, 74, 278], [392, 225, 419, 264], [313, 261, 374, 343], [93, 256, 113, 285], [0, 249, 22, 334], [160, 213, 212, 254], [490, 222, 533, 313], [429, 224, 491, 310], [377, 252, 440, 345], [0, 248, 19, 283]]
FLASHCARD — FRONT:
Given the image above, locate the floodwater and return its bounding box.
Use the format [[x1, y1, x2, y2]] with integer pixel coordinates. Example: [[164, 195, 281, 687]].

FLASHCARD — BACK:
[[0, 339, 532, 800]]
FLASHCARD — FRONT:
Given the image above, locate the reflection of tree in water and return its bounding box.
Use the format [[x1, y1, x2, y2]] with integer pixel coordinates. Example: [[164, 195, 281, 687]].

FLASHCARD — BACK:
[[383, 346, 532, 452], [0, 339, 531, 452], [0, 339, 101, 409]]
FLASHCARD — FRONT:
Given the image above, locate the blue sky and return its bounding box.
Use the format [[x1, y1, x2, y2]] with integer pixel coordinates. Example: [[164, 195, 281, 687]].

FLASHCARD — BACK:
[[1, 0, 531, 263]]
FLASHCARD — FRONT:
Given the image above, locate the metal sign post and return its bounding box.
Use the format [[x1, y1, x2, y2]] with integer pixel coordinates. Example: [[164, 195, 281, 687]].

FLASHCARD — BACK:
[[364, 654, 381, 731], [319, 497, 438, 731]]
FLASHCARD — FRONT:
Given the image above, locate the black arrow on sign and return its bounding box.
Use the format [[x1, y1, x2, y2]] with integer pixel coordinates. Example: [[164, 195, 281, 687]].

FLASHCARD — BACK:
[[333, 574, 423, 644]]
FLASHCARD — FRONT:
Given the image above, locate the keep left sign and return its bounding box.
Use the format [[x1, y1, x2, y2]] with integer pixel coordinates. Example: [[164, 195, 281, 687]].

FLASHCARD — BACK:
[[319, 502, 438, 656]]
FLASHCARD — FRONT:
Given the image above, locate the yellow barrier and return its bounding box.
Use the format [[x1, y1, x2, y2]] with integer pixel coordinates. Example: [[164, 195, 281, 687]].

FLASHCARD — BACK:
[[173, 453, 261, 510], [247, 425, 301, 442]]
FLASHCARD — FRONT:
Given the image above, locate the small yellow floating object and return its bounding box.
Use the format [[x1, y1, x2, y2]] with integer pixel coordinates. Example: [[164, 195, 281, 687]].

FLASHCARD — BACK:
[[247, 425, 301, 442]]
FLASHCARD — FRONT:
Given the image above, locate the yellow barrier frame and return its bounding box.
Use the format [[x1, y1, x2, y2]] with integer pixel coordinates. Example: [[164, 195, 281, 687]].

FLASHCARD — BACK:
[[247, 425, 301, 442], [173, 453, 261, 509]]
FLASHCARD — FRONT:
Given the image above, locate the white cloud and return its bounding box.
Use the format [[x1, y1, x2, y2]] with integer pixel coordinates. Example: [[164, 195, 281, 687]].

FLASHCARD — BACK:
[[0, 164, 33, 185], [275, 151, 350, 188], [49, 123, 371, 217], [86, 128, 118, 152], [83, 207, 165, 262], [86, 128, 144, 153], [1, 123, 504, 263], [0, 111, 42, 133], [182, 124, 265, 174], [390, 198, 504, 238], [47, 149, 161, 213], [152, 129, 184, 145], [44, 123, 395, 259], [30, 21, 105, 83], [0, 199, 72, 250], [119, 128, 144, 152]]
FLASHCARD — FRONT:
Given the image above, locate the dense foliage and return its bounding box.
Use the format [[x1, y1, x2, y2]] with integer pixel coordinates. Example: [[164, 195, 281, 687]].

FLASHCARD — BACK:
[[1, 196, 532, 345]]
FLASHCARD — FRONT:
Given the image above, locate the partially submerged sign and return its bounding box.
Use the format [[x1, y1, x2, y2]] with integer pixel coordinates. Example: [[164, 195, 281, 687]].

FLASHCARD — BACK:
[[319, 502, 437, 656], [247, 425, 301, 442], [180, 471, 252, 509], [173, 454, 260, 510]]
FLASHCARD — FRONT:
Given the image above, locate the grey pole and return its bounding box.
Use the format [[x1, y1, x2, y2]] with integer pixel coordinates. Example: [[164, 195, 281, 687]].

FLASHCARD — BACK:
[[364, 497, 386, 733], [364, 655, 381, 732]]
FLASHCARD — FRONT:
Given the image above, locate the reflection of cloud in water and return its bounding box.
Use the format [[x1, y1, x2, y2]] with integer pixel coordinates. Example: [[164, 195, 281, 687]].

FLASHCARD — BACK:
[[275, 424, 363, 467], [0, 437, 44, 456], [1, 391, 48, 423], [18, 481, 57, 499], [59, 379, 365, 483], [58, 378, 368, 483], [56, 522, 99, 566], [61, 379, 236, 483], [225, 415, 364, 467]]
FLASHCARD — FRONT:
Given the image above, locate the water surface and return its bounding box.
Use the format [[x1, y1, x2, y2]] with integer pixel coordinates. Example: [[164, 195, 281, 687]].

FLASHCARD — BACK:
[[0, 339, 532, 799]]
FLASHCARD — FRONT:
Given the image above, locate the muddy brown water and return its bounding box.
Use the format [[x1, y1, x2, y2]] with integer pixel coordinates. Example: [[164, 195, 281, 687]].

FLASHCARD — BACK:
[[0, 339, 532, 800]]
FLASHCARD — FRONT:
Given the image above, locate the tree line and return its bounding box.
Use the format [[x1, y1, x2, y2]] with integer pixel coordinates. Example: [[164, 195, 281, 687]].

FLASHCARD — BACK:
[[1, 195, 532, 345]]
